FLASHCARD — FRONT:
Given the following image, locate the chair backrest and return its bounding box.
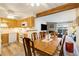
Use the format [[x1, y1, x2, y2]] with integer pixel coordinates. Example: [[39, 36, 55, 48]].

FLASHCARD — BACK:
[[23, 38, 35, 56], [39, 32, 47, 40], [65, 42, 74, 53], [39, 32, 42, 39], [31, 32, 38, 41], [59, 35, 66, 56]]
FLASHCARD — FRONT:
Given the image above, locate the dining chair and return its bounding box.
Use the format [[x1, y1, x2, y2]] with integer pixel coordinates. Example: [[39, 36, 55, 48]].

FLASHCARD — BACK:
[[43, 32, 47, 39], [39, 32, 42, 39], [31, 32, 38, 41], [65, 42, 74, 53], [23, 37, 36, 56], [39, 32, 47, 40], [59, 35, 66, 56]]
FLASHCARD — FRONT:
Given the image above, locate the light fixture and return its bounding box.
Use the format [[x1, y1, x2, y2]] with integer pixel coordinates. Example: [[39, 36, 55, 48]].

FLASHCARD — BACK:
[[30, 3, 40, 7], [31, 3, 35, 6], [36, 3, 40, 6]]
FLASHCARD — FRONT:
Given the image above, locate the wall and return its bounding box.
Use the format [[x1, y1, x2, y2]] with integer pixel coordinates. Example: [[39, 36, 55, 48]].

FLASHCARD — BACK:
[[76, 26, 79, 47], [47, 22, 57, 32], [76, 8, 79, 49], [35, 9, 76, 32], [35, 19, 46, 32]]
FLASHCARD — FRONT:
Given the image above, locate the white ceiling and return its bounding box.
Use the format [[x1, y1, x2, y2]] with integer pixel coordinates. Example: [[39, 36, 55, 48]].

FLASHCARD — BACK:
[[0, 3, 65, 19]]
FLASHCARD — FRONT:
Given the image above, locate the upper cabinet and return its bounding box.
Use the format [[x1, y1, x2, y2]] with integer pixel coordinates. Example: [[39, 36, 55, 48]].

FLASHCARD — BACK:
[[17, 16, 35, 28], [7, 19, 17, 28], [27, 17, 35, 28], [0, 16, 35, 28], [0, 18, 17, 28]]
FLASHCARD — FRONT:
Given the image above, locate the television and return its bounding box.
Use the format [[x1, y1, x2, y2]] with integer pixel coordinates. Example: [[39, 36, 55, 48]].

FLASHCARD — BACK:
[[41, 24, 47, 30]]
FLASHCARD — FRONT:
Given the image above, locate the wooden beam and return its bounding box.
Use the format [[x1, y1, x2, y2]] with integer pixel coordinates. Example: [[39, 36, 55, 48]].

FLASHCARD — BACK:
[[36, 3, 79, 17]]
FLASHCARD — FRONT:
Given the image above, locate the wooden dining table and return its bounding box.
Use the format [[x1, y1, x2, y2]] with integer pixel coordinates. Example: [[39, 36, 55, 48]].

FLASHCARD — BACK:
[[33, 38, 62, 56]]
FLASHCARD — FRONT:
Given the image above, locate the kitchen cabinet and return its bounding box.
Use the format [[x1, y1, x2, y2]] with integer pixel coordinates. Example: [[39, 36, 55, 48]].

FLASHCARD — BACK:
[[27, 17, 35, 28], [0, 33, 1, 48], [1, 33, 9, 46], [0, 16, 35, 28]]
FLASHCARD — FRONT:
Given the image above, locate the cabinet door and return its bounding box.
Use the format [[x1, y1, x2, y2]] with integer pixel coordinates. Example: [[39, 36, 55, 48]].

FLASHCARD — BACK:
[[0, 33, 1, 48], [28, 17, 35, 28], [30, 18, 35, 27], [1, 33, 9, 46]]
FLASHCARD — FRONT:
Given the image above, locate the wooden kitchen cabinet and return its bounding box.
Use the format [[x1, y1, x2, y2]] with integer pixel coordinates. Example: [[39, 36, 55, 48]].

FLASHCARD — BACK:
[[27, 17, 35, 28], [7, 20, 17, 28], [77, 17, 79, 26], [1, 33, 9, 46], [0, 16, 35, 28]]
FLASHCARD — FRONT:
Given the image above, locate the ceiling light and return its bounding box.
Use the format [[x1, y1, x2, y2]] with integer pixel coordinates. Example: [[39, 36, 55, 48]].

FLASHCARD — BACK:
[[36, 3, 40, 6], [30, 3, 40, 7], [31, 3, 35, 6]]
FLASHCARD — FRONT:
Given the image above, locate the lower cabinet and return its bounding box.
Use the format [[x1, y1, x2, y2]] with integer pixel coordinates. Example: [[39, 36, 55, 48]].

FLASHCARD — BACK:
[[1, 33, 9, 46], [1, 32, 18, 47]]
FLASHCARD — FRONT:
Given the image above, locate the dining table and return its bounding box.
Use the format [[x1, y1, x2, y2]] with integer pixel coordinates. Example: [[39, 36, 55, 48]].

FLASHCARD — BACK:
[[33, 38, 62, 56]]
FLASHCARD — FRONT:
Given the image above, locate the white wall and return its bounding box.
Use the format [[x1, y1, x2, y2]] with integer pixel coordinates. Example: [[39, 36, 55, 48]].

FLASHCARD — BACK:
[[76, 8, 79, 50], [35, 9, 76, 32], [35, 19, 46, 32], [76, 26, 79, 52]]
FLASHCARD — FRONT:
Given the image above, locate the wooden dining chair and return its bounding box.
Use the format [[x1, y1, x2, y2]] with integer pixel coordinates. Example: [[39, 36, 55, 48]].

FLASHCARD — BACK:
[[59, 35, 66, 56], [43, 32, 47, 39], [23, 38, 36, 56], [39, 32, 47, 40], [65, 42, 74, 53], [31, 32, 38, 41]]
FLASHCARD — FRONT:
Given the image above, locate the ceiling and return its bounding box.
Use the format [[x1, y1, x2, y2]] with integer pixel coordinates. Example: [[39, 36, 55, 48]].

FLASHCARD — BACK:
[[0, 3, 65, 19]]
